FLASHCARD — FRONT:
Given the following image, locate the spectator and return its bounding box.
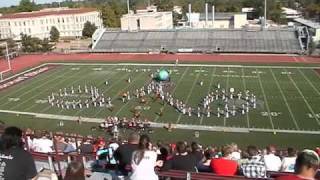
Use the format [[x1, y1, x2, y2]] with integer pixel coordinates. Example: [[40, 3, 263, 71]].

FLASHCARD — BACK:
[[63, 138, 76, 154], [230, 143, 241, 161], [210, 145, 238, 176], [240, 145, 266, 178], [114, 132, 140, 176], [191, 142, 204, 163], [130, 134, 158, 180], [32, 131, 53, 153], [79, 138, 94, 154], [197, 149, 213, 172], [281, 147, 297, 172], [0, 126, 37, 180], [264, 145, 282, 171], [64, 161, 85, 180], [161, 141, 197, 172], [55, 136, 67, 154], [276, 149, 320, 180]]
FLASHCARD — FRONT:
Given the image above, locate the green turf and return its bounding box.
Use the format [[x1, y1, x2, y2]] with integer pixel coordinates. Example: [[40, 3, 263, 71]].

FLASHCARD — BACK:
[[0, 62, 319, 148]]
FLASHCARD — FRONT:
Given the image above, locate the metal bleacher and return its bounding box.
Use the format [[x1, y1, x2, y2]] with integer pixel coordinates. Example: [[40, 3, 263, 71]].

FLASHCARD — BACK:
[[93, 29, 304, 54]]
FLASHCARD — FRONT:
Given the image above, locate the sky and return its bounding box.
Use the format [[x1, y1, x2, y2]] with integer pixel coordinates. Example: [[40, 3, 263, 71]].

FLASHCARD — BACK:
[[0, 0, 61, 8]]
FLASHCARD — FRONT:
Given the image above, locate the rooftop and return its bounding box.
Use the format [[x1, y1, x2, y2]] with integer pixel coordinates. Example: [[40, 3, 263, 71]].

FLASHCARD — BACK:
[[0, 8, 97, 19], [294, 18, 320, 29]]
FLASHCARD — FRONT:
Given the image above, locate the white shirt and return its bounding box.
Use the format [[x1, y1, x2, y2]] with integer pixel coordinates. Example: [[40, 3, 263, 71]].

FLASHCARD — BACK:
[[33, 137, 53, 153], [263, 154, 282, 171], [281, 157, 296, 172], [130, 150, 158, 180], [231, 151, 241, 161]]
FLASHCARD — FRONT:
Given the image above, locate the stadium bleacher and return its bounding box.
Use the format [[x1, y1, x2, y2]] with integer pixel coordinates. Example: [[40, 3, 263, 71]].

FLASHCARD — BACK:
[[92, 29, 304, 54]]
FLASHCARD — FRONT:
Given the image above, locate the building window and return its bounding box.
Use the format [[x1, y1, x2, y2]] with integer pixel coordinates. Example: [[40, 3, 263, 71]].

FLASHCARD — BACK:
[[32, 20, 35, 25], [62, 18, 65, 23], [8, 22, 10, 26], [58, 18, 60, 23], [29, 28, 31, 33]]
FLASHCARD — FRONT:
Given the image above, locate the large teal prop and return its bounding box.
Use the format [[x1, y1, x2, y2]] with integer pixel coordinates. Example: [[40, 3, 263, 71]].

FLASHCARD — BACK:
[[158, 69, 170, 81]]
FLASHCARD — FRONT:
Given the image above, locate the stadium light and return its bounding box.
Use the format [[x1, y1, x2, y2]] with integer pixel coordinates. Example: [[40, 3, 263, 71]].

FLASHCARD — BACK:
[[264, 0, 267, 29], [0, 42, 12, 81], [127, 0, 131, 31]]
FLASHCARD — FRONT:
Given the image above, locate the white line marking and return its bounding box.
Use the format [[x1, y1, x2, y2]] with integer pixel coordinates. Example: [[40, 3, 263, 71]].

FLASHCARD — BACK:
[[298, 69, 320, 96], [200, 67, 216, 125], [9, 68, 85, 110], [285, 68, 320, 126], [270, 69, 299, 130], [176, 67, 202, 123], [1, 109, 320, 134], [256, 68, 275, 130], [241, 67, 251, 128], [46, 62, 320, 69], [154, 67, 189, 122]]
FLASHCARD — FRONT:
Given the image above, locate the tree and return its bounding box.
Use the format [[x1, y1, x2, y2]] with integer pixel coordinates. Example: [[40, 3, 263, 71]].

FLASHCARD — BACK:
[[21, 34, 53, 52], [99, 0, 127, 28], [82, 21, 97, 38], [21, 33, 42, 52], [40, 38, 53, 52], [50, 26, 60, 42], [17, 0, 39, 12]]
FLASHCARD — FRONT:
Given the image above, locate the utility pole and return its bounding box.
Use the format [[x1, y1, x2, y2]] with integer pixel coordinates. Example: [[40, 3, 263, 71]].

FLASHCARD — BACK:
[[264, 0, 267, 29], [127, 0, 130, 31]]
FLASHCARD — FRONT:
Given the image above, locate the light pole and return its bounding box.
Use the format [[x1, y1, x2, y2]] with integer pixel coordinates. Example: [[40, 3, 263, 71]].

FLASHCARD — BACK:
[[264, 0, 267, 29], [127, 0, 131, 31], [0, 42, 12, 81]]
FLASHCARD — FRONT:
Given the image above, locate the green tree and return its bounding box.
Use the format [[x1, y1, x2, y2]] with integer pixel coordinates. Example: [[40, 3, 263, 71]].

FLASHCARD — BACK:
[[20, 33, 42, 52], [50, 26, 60, 42], [82, 21, 97, 38], [40, 38, 53, 52], [100, 1, 126, 28], [17, 0, 39, 12]]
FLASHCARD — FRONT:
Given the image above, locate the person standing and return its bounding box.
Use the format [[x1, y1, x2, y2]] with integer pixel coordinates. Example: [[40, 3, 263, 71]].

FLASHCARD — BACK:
[[0, 126, 37, 180], [130, 135, 159, 180], [114, 132, 140, 176]]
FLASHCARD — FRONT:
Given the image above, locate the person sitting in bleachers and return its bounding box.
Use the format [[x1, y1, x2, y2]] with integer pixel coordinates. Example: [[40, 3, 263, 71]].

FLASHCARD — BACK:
[[210, 145, 238, 176], [276, 149, 319, 180], [281, 147, 297, 173], [0, 126, 37, 180], [196, 149, 213, 173], [32, 131, 53, 153], [240, 145, 267, 178], [264, 145, 282, 172], [161, 141, 197, 173]]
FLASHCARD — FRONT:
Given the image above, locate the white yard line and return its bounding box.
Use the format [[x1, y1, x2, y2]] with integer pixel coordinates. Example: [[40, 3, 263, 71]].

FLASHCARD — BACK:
[[1, 109, 320, 134], [76, 66, 132, 117], [0, 66, 66, 102], [223, 67, 230, 127], [270, 69, 300, 130], [43, 66, 117, 114], [256, 68, 275, 131], [47, 62, 320, 70], [176, 67, 202, 124], [153, 67, 190, 122], [113, 68, 152, 117], [298, 69, 320, 96], [9, 68, 85, 110], [285, 69, 320, 126], [200, 67, 216, 125], [241, 68, 251, 129]]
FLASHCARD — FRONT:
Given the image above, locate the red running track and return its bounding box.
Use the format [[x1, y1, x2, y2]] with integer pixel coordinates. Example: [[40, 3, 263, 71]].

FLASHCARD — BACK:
[[1, 53, 320, 73]]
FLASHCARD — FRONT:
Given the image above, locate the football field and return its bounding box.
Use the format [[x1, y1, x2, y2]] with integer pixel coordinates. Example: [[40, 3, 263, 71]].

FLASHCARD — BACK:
[[0, 62, 319, 136]]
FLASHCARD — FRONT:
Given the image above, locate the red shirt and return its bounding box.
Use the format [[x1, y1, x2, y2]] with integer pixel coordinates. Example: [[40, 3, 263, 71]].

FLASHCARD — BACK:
[[210, 158, 238, 176]]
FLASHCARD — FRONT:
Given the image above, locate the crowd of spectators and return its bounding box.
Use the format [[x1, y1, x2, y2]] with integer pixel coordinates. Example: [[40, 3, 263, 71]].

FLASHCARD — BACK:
[[0, 126, 319, 180]]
